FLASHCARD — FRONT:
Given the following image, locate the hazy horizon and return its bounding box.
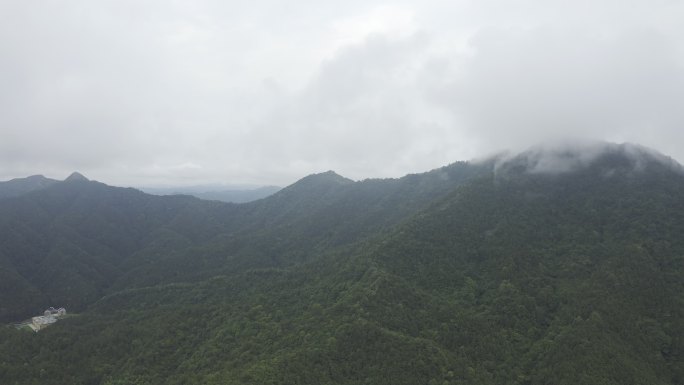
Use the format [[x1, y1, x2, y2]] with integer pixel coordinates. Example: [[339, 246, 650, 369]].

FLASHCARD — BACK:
[[3, 139, 680, 190]]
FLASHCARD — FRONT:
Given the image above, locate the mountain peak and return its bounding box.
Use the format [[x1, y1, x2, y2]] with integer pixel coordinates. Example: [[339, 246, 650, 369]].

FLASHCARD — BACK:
[[297, 170, 353, 186], [273, 170, 353, 199], [64, 172, 89, 182]]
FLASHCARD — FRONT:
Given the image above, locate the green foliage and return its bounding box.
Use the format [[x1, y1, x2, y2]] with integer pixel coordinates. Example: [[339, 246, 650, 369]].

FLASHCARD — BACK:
[[1, 150, 683, 384]]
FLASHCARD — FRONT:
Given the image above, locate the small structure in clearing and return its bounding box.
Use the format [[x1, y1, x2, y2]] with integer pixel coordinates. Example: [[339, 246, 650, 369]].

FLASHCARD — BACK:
[[30, 307, 67, 332]]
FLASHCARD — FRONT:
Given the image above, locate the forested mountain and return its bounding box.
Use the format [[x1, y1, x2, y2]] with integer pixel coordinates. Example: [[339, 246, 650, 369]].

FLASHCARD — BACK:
[[0, 161, 487, 322], [0, 143, 682, 384], [0, 176, 229, 321], [0, 174, 58, 200]]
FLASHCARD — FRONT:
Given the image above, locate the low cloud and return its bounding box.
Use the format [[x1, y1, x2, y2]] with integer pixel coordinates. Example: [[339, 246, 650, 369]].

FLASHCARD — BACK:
[[492, 140, 683, 175]]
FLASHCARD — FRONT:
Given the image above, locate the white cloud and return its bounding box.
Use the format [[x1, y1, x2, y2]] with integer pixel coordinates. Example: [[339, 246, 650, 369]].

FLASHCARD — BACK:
[[328, 5, 418, 53], [1, 0, 683, 186], [430, 25, 684, 156]]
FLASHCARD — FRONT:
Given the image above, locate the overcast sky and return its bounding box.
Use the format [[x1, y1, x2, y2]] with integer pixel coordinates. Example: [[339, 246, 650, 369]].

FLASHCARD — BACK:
[[1, 0, 683, 187]]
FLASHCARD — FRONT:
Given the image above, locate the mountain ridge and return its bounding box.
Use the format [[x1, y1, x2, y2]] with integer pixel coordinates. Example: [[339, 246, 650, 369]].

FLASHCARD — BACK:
[[0, 174, 59, 200]]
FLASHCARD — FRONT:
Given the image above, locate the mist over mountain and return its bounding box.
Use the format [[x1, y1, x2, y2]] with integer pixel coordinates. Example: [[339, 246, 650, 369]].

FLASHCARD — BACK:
[[493, 141, 683, 175], [0, 142, 682, 384]]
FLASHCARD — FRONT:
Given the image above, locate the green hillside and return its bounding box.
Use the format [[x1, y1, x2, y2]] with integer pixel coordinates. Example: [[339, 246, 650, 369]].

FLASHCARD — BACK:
[[0, 161, 486, 322], [0, 178, 230, 321], [0, 143, 682, 384]]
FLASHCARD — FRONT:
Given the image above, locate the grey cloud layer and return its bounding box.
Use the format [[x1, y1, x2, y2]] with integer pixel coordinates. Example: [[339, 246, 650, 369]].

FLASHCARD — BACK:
[[1, 1, 682, 186]]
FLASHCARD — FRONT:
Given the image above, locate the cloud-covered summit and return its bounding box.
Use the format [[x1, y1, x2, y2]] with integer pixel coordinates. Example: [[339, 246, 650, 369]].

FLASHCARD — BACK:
[[492, 141, 683, 176]]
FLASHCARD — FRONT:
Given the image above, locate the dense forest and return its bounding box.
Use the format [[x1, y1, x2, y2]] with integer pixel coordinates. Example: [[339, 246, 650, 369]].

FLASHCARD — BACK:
[[0, 143, 682, 384]]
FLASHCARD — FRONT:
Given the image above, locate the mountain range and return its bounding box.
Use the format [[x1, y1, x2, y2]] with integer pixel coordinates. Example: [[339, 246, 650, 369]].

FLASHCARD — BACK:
[[0, 142, 682, 385]]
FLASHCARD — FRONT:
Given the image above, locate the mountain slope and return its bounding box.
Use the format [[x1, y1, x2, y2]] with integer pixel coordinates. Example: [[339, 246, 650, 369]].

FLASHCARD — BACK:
[[111, 162, 488, 290], [370, 145, 684, 384], [0, 178, 233, 321], [0, 161, 487, 321], [1, 143, 682, 384]]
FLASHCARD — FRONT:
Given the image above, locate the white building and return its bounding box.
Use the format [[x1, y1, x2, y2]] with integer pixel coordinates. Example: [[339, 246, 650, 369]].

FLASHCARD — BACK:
[[44, 307, 67, 317], [31, 307, 67, 332], [31, 315, 57, 331]]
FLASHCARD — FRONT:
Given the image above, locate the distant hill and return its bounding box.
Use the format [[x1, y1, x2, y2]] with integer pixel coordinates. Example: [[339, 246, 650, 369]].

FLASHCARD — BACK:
[[141, 185, 282, 203], [0, 142, 682, 385], [0, 175, 58, 199], [191, 186, 282, 203]]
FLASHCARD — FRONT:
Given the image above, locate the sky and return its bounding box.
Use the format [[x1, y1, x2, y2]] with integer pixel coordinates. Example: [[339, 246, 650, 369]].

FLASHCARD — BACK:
[[1, 0, 683, 187]]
